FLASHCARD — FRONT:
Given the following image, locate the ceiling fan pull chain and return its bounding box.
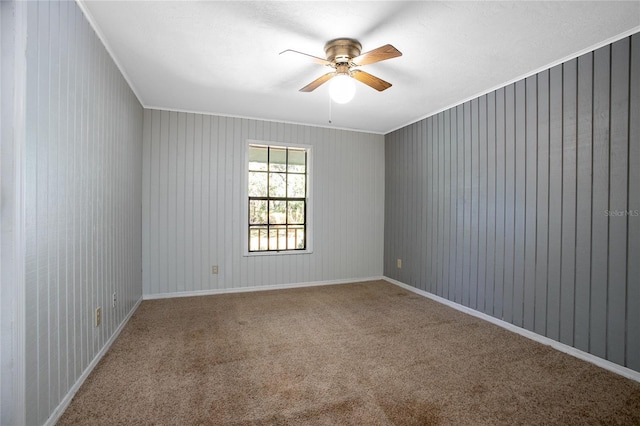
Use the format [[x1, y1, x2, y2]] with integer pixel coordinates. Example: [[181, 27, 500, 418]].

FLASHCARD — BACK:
[[328, 94, 333, 124]]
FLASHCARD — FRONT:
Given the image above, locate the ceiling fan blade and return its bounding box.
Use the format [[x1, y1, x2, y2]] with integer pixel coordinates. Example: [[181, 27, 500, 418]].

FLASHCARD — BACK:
[[351, 70, 392, 92], [299, 72, 336, 92], [351, 44, 402, 66], [280, 49, 332, 66]]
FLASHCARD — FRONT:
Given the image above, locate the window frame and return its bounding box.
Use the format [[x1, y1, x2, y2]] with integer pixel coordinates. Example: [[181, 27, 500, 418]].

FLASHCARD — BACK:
[[243, 140, 313, 256]]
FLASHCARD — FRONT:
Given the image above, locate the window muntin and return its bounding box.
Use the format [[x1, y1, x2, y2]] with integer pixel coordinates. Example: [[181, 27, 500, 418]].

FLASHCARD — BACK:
[[248, 144, 308, 252]]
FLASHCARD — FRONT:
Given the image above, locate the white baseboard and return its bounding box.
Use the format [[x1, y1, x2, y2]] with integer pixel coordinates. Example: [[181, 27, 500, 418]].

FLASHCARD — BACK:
[[143, 276, 385, 300], [44, 296, 144, 426], [384, 276, 640, 384]]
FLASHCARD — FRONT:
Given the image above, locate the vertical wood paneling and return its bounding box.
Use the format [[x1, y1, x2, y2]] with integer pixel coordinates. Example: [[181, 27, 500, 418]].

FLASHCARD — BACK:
[[455, 105, 465, 305], [627, 33, 640, 371], [607, 38, 630, 365], [494, 88, 506, 318], [560, 59, 577, 346], [384, 33, 639, 373], [485, 92, 496, 315], [176, 113, 186, 292], [438, 114, 445, 296], [524, 76, 537, 331], [534, 70, 550, 335], [463, 102, 472, 307], [503, 84, 516, 324], [513, 80, 526, 327], [470, 99, 479, 309], [443, 111, 451, 299], [415, 124, 424, 290], [167, 112, 178, 293], [591, 45, 610, 359], [574, 52, 594, 352], [448, 108, 458, 302], [192, 114, 203, 291], [416, 123, 428, 288], [477, 96, 487, 312], [143, 112, 384, 295], [23, 1, 143, 424], [426, 118, 434, 292], [547, 64, 563, 341]]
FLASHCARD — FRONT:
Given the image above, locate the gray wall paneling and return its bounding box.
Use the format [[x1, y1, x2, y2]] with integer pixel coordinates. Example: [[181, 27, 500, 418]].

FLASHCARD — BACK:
[[503, 84, 516, 324], [524, 76, 537, 332], [607, 38, 630, 366], [591, 45, 610, 359], [534, 70, 550, 336], [513, 79, 526, 328], [384, 34, 640, 373], [484, 94, 496, 315], [547, 64, 563, 341], [143, 110, 384, 296], [561, 59, 577, 346], [494, 89, 506, 318], [476, 95, 489, 312], [23, 1, 143, 424], [628, 33, 640, 372], [574, 52, 594, 352]]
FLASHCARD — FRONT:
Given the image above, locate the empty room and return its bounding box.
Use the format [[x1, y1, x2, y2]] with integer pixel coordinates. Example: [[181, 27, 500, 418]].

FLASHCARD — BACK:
[[2, 1, 640, 424]]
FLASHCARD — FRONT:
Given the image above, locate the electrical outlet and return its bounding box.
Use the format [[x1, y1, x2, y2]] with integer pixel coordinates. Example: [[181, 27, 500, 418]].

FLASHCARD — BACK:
[[95, 307, 102, 327], [397, 259, 402, 269], [112, 292, 117, 308], [211, 265, 218, 274]]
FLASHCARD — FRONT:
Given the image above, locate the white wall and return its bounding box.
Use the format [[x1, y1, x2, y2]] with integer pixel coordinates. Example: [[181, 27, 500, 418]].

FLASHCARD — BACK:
[[22, 1, 143, 424], [142, 110, 384, 296]]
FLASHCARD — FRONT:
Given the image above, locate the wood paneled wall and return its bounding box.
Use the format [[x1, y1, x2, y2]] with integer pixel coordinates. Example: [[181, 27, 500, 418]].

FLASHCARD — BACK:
[[142, 110, 384, 296], [385, 34, 640, 372], [23, 1, 143, 424]]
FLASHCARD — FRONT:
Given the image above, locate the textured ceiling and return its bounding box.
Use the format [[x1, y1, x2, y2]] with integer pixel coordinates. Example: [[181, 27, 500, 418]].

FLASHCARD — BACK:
[[80, 1, 640, 134]]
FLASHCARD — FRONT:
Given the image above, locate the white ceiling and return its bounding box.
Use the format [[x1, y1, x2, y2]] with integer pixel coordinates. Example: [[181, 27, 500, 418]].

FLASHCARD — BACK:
[[80, 1, 640, 134]]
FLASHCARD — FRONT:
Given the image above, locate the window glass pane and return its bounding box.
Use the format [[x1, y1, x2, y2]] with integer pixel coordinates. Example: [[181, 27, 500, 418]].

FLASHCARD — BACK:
[[248, 171, 267, 197], [248, 146, 268, 171], [249, 200, 267, 224], [288, 226, 305, 249], [287, 201, 305, 224], [268, 226, 287, 251], [269, 147, 287, 172], [287, 174, 306, 198], [278, 227, 287, 250], [288, 149, 306, 173], [268, 200, 286, 224], [258, 227, 268, 250], [249, 226, 267, 251], [268, 173, 286, 197]]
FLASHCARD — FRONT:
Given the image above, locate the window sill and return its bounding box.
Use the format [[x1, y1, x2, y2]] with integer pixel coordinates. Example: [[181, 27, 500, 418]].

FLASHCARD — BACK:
[[243, 249, 313, 257]]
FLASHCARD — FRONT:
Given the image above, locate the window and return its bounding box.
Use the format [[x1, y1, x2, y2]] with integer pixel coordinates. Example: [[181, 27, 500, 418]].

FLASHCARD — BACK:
[[246, 143, 310, 253]]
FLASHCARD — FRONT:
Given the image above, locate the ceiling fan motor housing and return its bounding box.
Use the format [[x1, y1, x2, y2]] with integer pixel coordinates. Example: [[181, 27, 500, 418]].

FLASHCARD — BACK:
[[324, 38, 362, 65]]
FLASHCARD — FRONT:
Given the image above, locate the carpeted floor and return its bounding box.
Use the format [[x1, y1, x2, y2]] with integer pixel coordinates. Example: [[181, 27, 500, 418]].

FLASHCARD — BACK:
[[58, 280, 640, 425]]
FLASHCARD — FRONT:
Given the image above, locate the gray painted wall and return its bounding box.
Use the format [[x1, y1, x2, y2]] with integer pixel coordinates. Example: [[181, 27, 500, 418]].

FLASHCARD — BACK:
[[23, 1, 143, 424], [0, 2, 20, 424], [385, 34, 640, 372], [142, 109, 384, 296]]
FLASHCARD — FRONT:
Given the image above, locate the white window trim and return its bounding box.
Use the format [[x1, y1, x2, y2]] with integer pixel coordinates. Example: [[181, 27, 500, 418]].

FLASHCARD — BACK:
[[242, 139, 313, 256]]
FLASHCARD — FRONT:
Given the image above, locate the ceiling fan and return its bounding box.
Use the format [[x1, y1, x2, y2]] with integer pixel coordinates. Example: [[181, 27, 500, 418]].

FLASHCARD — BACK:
[[280, 38, 402, 101]]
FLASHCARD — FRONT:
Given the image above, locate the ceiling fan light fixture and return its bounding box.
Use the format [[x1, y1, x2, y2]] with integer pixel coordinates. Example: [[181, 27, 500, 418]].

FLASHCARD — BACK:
[[329, 74, 356, 104]]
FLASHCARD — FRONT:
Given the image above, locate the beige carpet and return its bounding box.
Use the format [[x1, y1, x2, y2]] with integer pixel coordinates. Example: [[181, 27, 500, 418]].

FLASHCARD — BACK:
[[58, 280, 640, 425]]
